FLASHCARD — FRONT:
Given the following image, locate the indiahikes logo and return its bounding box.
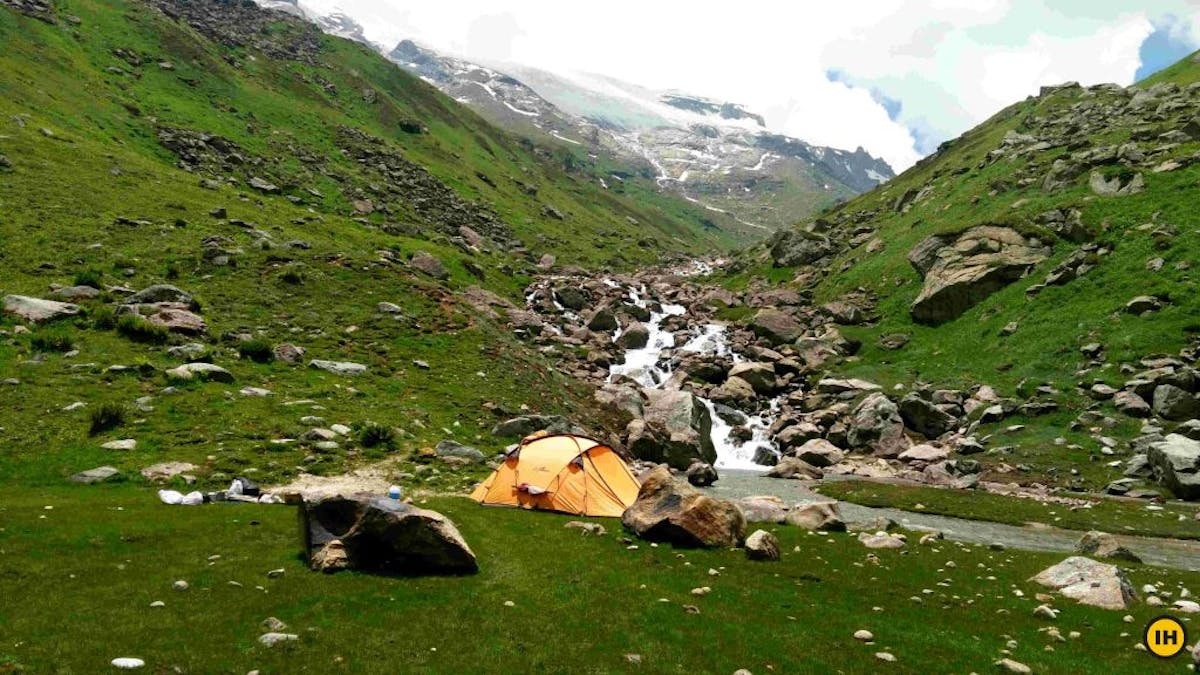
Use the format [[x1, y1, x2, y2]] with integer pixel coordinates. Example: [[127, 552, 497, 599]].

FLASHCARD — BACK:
[[1143, 615, 1188, 659]]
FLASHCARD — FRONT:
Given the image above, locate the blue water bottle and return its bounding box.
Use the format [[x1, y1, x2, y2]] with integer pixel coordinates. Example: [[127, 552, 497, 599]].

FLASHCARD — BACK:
[[388, 484, 402, 500]]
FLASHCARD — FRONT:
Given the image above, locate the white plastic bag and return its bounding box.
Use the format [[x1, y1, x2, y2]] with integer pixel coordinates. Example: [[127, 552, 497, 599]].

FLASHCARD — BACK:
[[157, 490, 184, 505]]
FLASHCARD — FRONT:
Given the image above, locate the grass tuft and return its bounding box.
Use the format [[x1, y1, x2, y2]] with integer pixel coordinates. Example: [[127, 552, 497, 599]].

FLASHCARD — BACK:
[[116, 314, 169, 344], [88, 402, 126, 436]]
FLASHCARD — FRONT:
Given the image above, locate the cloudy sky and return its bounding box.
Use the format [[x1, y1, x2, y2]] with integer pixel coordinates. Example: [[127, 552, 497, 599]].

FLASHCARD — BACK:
[[301, 0, 1200, 171]]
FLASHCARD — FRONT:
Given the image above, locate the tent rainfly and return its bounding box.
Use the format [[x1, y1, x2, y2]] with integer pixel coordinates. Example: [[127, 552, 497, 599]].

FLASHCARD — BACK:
[[470, 434, 640, 517]]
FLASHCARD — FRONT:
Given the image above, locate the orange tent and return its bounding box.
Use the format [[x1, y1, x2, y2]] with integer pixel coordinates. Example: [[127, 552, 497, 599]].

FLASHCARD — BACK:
[[470, 434, 641, 517]]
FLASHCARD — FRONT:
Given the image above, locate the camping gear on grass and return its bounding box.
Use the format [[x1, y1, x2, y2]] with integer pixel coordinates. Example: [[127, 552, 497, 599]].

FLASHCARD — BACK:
[[470, 434, 640, 517]]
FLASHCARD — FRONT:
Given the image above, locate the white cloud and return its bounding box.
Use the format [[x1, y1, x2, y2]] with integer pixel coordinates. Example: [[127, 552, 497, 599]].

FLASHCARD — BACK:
[[297, 1, 1200, 171]]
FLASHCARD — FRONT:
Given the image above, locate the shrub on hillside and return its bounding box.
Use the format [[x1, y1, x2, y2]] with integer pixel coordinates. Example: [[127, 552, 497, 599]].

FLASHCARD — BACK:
[[90, 305, 117, 330], [31, 328, 74, 353], [357, 422, 396, 449], [116, 314, 169, 344], [89, 402, 126, 436], [73, 269, 103, 289], [237, 338, 274, 363]]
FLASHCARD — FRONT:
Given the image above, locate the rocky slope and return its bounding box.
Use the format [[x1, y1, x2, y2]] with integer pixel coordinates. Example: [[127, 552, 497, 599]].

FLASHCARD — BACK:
[[706, 55, 1200, 502], [0, 0, 739, 494]]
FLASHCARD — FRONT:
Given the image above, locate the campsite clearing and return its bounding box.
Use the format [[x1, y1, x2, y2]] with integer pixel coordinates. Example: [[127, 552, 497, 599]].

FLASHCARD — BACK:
[[0, 485, 1195, 673]]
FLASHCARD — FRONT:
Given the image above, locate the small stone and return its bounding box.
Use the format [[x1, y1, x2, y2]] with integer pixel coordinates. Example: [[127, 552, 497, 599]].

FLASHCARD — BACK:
[[854, 629, 874, 642], [1033, 604, 1058, 620], [875, 652, 896, 663], [257, 632, 299, 647], [261, 617, 287, 632], [101, 439, 137, 451], [111, 658, 145, 669], [503, 600, 515, 607], [995, 657, 1031, 673], [172, 580, 189, 591], [149, 601, 165, 608], [266, 568, 285, 579]]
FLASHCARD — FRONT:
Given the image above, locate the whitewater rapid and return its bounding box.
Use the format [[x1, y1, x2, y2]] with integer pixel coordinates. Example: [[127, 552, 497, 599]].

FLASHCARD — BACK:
[[604, 283, 778, 470]]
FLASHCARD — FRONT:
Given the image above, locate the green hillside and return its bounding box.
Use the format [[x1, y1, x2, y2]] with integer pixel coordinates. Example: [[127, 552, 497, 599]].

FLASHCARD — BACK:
[[732, 53, 1200, 493], [0, 0, 737, 492]]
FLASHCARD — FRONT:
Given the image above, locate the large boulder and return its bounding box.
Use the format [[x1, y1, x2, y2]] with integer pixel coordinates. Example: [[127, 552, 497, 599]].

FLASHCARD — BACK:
[[410, 251, 449, 280], [3, 295, 80, 323], [785, 502, 846, 531], [1030, 556, 1136, 609], [1146, 434, 1200, 500], [736, 496, 789, 524], [727, 362, 778, 395], [621, 466, 745, 548], [765, 456, 823, 480], [847, 393, 908, 458], [123, 284, 197, 309], [748, 308, 804, 345], [898, 393, 958, 438], [768, 229, 835, 267], [744, 529, 780, 561], [300, 495, 477, 575], [909, 226, 1051, 325], [617, 322, 651, 349], [491, 415, 571, 438], [626, 390, 715, 468], [1075, 531, 1142, 563], [685, 461, 718, 487], [793, 439, 845, 468], [1153, 384, 1200, 421], [434, 440, 485, 464]]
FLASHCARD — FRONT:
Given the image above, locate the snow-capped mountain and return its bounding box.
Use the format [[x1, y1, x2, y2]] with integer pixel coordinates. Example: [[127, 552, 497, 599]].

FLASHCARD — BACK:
[[257, 1, 895, 235], [395, 48, 895, 232]]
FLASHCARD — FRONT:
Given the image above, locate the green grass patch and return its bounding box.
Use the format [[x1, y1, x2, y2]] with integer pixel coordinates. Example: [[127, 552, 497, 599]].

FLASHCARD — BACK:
[[0, 486, 1196, 673]]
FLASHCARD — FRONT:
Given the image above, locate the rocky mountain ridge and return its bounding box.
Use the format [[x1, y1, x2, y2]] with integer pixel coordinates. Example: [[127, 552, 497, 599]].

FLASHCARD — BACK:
[[249, 1, 894, 240]]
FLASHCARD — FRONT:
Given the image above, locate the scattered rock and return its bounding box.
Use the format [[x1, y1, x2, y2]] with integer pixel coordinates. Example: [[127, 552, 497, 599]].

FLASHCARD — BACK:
[[69, 466, 120, 484], [785, 502, 846, 532], [166, 363, 234, 383], [308, 360, 367, 376], [1075, 531, 1142, 563], [141, 462, 197, 482], [101, 439, 137, 451], [257, 632, 298, 647], [434, 440, 485, 463], [744, 529, 780, 561], [685, 461, 718, 487], [2, 295, 80, 323], [410, 251, 449, 280]]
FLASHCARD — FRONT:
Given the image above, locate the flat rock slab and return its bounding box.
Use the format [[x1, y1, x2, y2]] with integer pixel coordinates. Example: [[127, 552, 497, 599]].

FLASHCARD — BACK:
[[308, 360, 367, 376], [1030, 556, 1136, 610], [166, 363, 234, 383], [71, 466, 120, 484], [141, 462, 197, 482], [3, 295, 80, 323]]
